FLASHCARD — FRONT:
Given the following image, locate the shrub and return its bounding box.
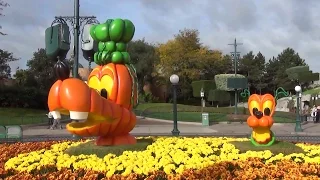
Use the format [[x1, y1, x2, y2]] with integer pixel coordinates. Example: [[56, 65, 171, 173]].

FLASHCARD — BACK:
[[208, 89, 230, 103], [214, 74, 246, 91], [191, 80, 216, 98], [138, 92, 159, 103]]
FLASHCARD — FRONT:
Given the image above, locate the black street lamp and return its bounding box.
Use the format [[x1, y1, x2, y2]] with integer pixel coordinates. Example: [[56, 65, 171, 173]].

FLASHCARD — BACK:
[[170, 74, 180, 136], [294, 85, 303, 132]]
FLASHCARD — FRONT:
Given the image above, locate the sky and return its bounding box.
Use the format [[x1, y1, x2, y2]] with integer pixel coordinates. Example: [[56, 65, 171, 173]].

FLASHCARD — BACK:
[[1, 0, 320, 75]]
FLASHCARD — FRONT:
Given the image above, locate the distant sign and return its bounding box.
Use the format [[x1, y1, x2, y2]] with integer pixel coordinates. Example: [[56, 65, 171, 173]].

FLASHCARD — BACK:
[[227, 78, 248, 89]]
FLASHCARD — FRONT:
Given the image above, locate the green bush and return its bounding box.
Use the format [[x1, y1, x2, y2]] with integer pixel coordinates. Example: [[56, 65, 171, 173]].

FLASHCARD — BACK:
[[214, 74, 246, 91], [0, 85, 47, 109], [140, 103, 295, 119], [191, 80, 216, 98], [138, 92, 159, 103], [142, 104, 247, 115], [208, 89, 230, 102]]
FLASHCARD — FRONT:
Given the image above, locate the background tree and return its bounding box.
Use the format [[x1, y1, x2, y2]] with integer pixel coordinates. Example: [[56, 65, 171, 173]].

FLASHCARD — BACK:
[[14, 68, 37, 87], [238, 51, 266, 94], [127, 39, 159, 93], [156, 29, 215, 100], [286, 66, 319, 89], [21, 48, 57, 91], [0, 49, 18, 81], [0, 0, 8, 35], [265, 48, 306, 92], [199, 51, 232, 79]]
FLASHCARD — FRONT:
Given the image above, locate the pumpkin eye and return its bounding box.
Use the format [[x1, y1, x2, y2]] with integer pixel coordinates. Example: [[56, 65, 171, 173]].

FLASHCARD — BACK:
[[88, 76, 101, 92], [100, 89, 108, 99], [263, 100, 274, 116], [249, 100, 261, 116], [264, 108, 271, 116], [100, 75, 113, 99]]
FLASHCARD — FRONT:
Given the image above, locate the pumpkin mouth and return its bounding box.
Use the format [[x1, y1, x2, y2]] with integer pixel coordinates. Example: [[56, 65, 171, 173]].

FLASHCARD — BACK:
[[51, 108, 115, 131], [252, 127, 271, 144]]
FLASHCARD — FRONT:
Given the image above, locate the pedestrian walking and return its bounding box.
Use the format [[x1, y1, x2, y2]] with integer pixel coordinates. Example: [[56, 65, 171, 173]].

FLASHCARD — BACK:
[[50, 115, 63, 130], [46, 112, 54, 129], [311, 105, 317, 122]]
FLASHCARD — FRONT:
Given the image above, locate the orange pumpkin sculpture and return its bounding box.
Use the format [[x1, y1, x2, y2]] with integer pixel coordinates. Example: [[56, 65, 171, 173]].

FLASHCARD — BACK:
[[47, 63, 138, 146], [247, 94, 276, 146]]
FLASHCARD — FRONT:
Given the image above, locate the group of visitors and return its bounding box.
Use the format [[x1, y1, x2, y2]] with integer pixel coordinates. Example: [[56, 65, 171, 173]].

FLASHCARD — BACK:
[[46, 112, 63, 129]]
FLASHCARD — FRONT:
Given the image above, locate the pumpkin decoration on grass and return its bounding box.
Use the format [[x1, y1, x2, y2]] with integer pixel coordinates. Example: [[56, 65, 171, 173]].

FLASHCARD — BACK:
[[247, 94, 276, 146], [47, 18, 138, 146]]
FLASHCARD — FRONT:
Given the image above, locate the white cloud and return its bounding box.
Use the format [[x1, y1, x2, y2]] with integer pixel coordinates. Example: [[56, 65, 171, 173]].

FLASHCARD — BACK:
[[1, 0, 320, 75]]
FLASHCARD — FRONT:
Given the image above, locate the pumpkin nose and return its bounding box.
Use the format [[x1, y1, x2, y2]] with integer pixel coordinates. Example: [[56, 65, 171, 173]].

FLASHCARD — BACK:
[[100, 89, 108, 99], [254, 110, 263, 119]]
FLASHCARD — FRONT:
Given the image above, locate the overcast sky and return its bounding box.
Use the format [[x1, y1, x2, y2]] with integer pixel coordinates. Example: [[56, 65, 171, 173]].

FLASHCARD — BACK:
[[1, 0, 320, 75]]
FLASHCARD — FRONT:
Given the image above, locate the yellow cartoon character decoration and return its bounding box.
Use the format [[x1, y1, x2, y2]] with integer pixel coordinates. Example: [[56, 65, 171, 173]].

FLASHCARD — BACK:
[[247, 94, 276, 146]]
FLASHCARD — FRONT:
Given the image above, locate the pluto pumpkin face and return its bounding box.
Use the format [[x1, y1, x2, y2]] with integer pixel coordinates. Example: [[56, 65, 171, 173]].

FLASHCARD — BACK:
[[247, 94, 276, 145], [87, 63, 138, 110]]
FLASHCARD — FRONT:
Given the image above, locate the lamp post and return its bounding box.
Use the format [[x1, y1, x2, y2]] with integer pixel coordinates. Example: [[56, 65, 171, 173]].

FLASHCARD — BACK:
[[170, 74, 180, 136], [200, 88, 205, 113], [228, 38, 243, 115], [295, 85, 303, 132]]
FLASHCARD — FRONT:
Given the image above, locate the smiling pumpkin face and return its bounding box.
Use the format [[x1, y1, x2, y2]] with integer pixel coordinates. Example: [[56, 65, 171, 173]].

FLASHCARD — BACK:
[[247, 94, 276, 146], [48, 63, 138, 145], [87, 63, 138, 110]]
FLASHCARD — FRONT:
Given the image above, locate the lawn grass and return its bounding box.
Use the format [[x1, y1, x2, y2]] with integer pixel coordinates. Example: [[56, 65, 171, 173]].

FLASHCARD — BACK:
[[303, 87, 320, 95], [145, 112, 294, 123], [135, 103, 171, 111], [231, 140, 305, 155], [0, 108, 49, 125], [65, 139, 154, 158]]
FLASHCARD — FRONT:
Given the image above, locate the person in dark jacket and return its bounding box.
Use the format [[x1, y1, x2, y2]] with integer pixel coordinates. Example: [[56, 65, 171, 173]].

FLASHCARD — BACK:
[[315, 106, 320, 123]]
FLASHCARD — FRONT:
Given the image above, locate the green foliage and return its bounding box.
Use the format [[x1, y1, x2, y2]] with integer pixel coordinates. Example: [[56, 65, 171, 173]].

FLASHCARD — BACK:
[[127, 39, 159, 93], [0, 85, 47, 109], [265, 48, 306, 91], [214, 74, 246, 91], [0, 1, 9, 35], [231, 141, 304, 155], [23, 48, 57, 91], [65, 139, 153, 158], [286, 66, 319, 84], [0, 49, 19, 80], [238, 51, 267, 93], [138, 92, 159, 103], [286, 66, 309, 79], [191, 80, 216, 97], [208, 89, 230, 102]]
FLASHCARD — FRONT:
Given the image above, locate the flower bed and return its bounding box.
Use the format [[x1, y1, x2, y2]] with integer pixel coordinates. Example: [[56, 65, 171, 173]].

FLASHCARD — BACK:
[[1, 137, 320, 179]]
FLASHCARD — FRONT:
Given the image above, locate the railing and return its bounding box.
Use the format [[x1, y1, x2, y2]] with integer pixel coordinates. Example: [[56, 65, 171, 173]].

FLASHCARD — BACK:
[[134, 106, 297, 124], [0, 125, 23, 142]]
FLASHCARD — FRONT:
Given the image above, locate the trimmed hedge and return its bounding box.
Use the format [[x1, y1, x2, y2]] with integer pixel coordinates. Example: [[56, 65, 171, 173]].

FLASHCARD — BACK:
[[286, 66, 319, 83], [191, 80, 216, 98], [140, 104, 295, 119], [208, 89, 230, 102], [214, 74, 246, 91]]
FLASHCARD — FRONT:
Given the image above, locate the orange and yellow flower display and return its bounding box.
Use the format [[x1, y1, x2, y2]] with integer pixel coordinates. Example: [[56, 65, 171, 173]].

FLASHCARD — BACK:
[[1, 137, 320, 180]]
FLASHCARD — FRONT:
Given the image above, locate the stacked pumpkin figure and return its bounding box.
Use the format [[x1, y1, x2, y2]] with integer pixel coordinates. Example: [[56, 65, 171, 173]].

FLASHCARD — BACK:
[[90, 19, 135, 65]]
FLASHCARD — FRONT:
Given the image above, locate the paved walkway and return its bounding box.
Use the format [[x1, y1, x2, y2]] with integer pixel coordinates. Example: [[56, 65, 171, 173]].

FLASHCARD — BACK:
[[21, 117, 320, 137]]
